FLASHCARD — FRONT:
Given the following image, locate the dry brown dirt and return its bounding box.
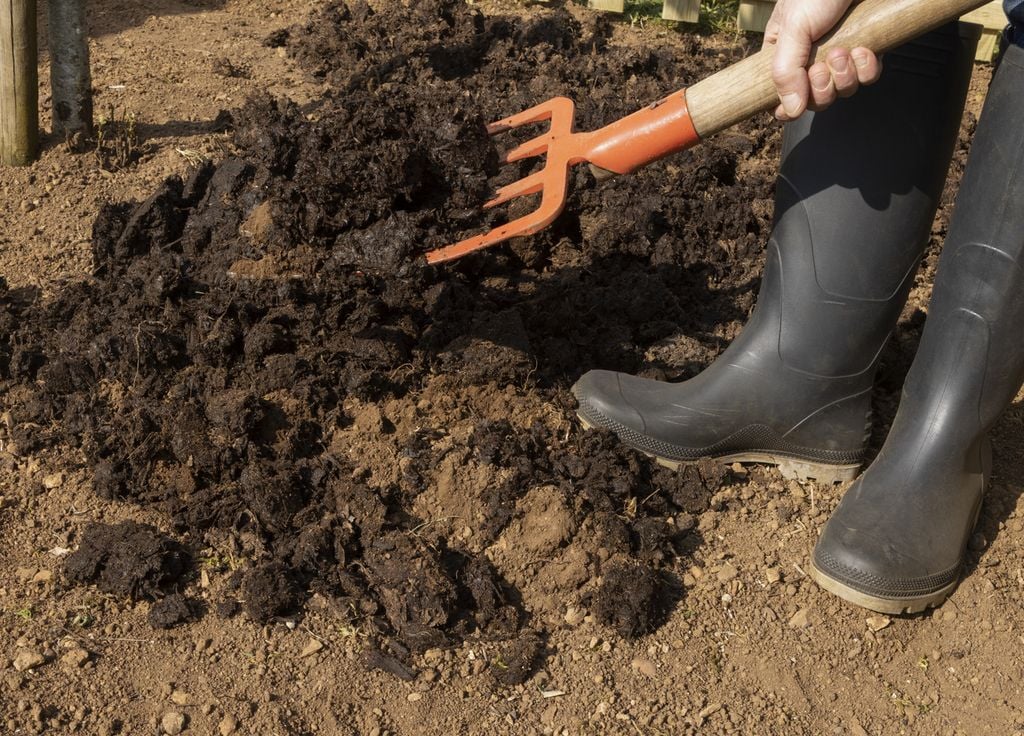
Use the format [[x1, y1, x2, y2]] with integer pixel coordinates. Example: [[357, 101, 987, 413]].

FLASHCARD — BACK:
[[1, 2, 1023, 736]]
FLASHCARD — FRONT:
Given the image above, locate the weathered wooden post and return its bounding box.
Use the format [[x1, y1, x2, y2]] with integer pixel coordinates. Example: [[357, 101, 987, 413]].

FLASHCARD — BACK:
[[0, 0, 39, 165], [48, 0, 91, 138]]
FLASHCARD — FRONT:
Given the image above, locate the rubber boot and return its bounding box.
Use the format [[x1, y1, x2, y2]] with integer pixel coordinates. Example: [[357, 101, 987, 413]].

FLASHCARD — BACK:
[[572, 24, 978, 483], [811, 43, 1024, 614]]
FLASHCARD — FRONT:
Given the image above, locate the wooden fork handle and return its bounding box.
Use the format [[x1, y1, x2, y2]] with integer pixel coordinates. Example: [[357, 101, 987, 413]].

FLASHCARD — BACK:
[[687, 0, 989, 138]]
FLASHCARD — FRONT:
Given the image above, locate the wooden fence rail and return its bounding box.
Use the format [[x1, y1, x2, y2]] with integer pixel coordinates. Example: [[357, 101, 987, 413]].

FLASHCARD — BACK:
[[589, 0, 1007, 62], [737, 0, 1007, 61]]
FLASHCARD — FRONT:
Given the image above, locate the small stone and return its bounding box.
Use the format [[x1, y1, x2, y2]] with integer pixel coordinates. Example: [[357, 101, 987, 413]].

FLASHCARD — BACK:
[[195, 638, 212, 653], [788, 608, 811, 629], [942, 608, 957, 622], [170, 690, 190, 706], [764, 567, 782, 585], [630, 658, 657, 678], [41, 472, 64, 489], [865, 615, 891, 632], [716, 563, 738, 583], [564, 606, 586, 626], [218, 715, 238, 735], [14, 567, 36, 582], [60, 648, 90, 669], [968, 533, 987, 552], [407, 692, 422, 702], [12, 650, 46, 672], [31, 569, 53, 584], [299, 638, 324, 658], [161, 711, 187, 735]]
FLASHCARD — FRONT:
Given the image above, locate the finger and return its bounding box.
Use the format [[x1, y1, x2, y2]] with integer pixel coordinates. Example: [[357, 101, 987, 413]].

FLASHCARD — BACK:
[[763, 0, 784, 47], [826, 48, 859, 98], [771, 17, 813, 120], [850, 47, 883, 85], [807, 60, 837, 111]]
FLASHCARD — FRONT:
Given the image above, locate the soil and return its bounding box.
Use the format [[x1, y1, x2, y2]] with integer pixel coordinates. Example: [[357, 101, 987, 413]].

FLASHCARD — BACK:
[[2, 1, 1023, 735]]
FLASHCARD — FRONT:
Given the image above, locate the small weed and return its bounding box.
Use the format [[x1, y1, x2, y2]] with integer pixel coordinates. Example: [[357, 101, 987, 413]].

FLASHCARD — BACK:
[[337, 623, 365, 640], [699, 0, 740, 34], [13, 606, 33, 621], [199, 550, 243, 572], [93, 105, 141, 172], [71, 611, 94, 628]]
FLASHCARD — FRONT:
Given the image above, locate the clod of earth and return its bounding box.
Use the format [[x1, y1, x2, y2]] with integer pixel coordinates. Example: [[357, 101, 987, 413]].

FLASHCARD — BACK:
[[0, 0, 776, 681]]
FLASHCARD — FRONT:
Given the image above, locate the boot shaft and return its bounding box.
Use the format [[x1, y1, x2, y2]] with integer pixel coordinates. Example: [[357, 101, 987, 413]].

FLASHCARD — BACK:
[[765, 23, 977, 378], [901, 44, 1024, 441]]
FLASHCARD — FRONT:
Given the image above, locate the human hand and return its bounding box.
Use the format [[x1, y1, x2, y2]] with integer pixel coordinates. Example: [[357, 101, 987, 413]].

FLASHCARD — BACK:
[[763, 0, 883, 121]]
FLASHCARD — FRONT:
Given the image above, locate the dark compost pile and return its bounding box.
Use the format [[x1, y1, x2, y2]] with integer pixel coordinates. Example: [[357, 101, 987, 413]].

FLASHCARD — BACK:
[[0, 0, 780, 682]]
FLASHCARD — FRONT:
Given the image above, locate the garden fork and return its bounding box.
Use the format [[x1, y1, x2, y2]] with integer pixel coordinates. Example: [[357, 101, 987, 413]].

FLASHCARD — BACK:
[[425, 0, 988, 265]]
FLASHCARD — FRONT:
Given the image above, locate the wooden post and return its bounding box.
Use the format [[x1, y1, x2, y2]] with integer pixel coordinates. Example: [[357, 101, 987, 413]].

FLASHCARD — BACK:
[[0, 0, 39, 165], [662, 0, 700, 23], [48, 0, 91, 138], [588, 0, 625, 12], [737, 0, 778, 32]]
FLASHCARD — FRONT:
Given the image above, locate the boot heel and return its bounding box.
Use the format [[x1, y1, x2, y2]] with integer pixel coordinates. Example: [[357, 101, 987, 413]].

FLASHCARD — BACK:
[[775, 457, 861, 484]]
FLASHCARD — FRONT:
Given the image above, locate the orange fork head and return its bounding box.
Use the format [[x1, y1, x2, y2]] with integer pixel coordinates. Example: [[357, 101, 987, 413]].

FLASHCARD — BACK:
[[425, 97, 580, 266], [425, 89, 700, 265]]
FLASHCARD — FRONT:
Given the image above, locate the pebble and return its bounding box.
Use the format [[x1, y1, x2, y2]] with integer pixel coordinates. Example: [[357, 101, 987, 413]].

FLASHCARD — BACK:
[[161, 711, 187, 735], [968, 533, 987, 551], [13, 650, 46, 672], [788, 608, 811, 629], [31, 569, 53, 584], [170, 690, 190, 706], [630, 658, 657, 678], [300, 638, 324, 658], [564, 606, 586, 626], [407, 692, 422, 702], [865, 616, 891, 632], [764, 567, 782, 585], [60, 648, 90, 669], [218, 715, 238, 735], [41, 472, 64, 489], [716, 563, 738, 583]]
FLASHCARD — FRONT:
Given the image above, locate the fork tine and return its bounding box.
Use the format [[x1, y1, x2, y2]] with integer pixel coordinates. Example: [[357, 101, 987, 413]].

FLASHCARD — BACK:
[[501, 132, 553, 164], [425, 192, 566, 265], [486, 96, 574, 135], [484, 171, 546, 209]]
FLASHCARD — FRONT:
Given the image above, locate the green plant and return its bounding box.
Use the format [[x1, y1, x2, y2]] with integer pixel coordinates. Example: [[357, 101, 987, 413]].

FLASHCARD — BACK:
[[93, 105, 141, 171], [699, 0, 741, 34]]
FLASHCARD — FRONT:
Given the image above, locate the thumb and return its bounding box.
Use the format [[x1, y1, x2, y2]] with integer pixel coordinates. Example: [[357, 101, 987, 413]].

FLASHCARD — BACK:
[[772, 18, 812, 119]]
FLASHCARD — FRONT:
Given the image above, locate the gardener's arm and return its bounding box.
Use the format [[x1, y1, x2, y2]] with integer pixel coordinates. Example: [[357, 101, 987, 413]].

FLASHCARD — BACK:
[[763, 0, 883, 120]]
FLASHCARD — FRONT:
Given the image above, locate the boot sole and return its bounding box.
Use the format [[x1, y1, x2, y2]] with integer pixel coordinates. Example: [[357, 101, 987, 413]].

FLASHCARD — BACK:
[[576, 413, 861, 484], [808, 560, 959, 615]]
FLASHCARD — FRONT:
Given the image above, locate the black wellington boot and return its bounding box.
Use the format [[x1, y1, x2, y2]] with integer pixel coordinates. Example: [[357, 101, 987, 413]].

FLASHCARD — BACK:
[[573, 24, 978, 483], [811, 43, 1024, 614]]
